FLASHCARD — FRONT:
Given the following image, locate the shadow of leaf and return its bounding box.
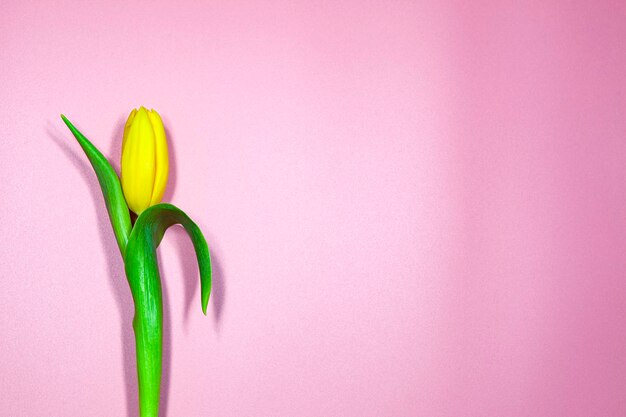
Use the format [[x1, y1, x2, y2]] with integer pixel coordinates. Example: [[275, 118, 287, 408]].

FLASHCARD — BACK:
[[47, 119, 138, 417]]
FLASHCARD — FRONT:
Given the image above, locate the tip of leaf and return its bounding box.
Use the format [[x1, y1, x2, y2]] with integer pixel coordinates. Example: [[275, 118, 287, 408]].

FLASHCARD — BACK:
[[202, 297, 208, 315], [60, 114, 72, 129]]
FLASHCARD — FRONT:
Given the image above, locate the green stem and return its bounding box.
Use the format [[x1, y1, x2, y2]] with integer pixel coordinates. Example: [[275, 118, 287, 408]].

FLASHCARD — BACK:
[[126, 246, 163, 417]]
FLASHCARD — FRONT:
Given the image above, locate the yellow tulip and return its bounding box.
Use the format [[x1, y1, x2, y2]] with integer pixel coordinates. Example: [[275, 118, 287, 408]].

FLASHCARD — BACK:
[[121, 106, 169, 215]]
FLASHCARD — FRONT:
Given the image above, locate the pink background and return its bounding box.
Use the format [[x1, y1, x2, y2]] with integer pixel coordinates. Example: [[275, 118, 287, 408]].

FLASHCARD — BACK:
[[1, 1, 626, 416]]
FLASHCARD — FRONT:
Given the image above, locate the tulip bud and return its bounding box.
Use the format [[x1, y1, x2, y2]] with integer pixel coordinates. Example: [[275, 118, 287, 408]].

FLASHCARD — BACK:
[[121, 107, 169, 215]]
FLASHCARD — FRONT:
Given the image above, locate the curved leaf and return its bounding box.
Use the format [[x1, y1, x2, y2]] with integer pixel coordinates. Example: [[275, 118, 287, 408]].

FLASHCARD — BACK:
[[124, 203, 211, 417], [61, 115, 132, 255]]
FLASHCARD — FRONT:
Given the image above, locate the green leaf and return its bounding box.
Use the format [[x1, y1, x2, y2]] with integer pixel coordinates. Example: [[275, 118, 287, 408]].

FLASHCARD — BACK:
[[124, 203, 212, 417], [61, 115, 132, 255], [126, 203, 212, 314]]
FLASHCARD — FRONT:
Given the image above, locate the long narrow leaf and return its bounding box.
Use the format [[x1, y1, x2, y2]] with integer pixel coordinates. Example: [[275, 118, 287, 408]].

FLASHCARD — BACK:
[[61, 115, 132, 254]]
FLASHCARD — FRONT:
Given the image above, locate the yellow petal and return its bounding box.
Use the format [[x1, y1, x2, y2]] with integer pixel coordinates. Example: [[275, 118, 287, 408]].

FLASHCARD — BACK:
[[122, 108, 137, 157], [121, 106, 156, 214], [147, 109, 169, 206]]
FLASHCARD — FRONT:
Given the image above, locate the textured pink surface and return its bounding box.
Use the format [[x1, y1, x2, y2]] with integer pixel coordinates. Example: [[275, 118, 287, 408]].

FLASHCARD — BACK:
[[1, 1, 626, 416]]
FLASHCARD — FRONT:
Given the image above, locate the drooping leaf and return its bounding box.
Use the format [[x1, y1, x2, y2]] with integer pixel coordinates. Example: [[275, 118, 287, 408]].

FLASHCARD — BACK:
[[123, 203, 212, 417]]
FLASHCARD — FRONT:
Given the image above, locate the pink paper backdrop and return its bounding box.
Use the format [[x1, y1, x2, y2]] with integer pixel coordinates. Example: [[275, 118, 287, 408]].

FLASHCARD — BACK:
[[1, 1, 626, 416]]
